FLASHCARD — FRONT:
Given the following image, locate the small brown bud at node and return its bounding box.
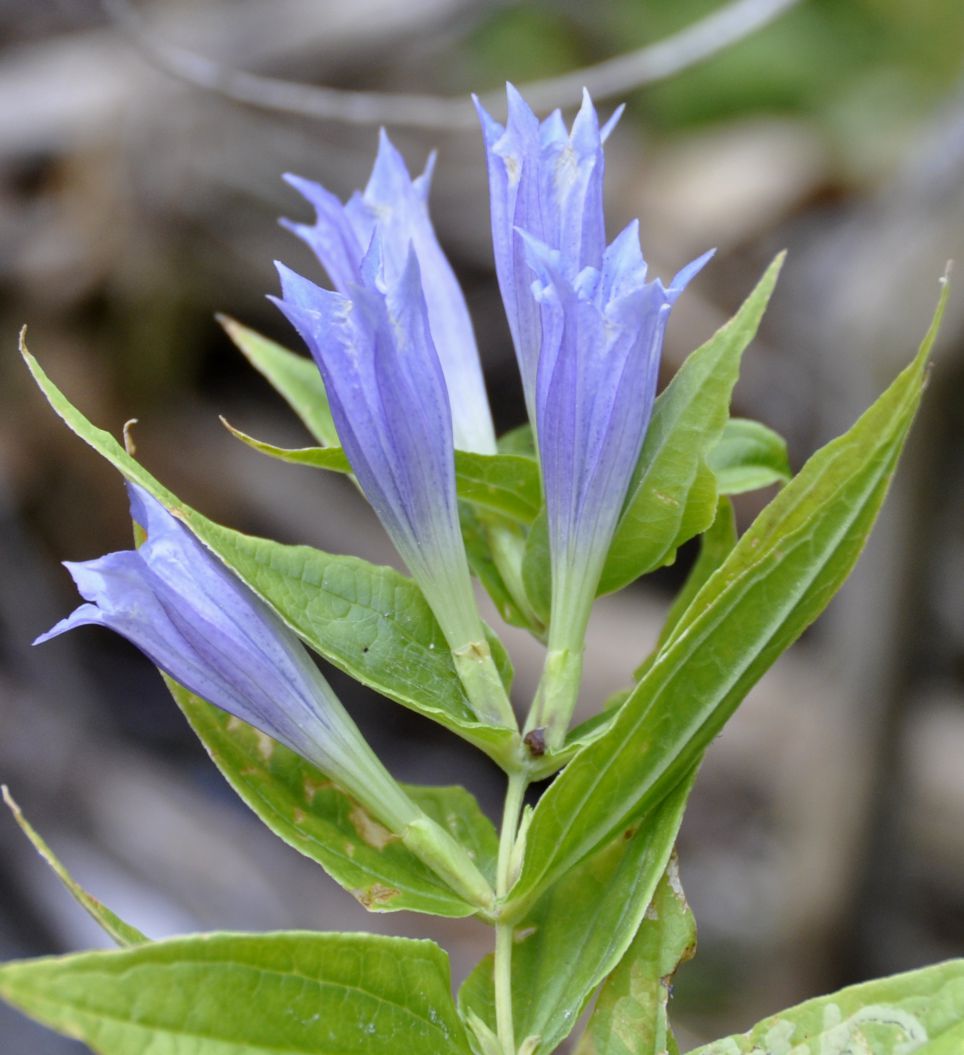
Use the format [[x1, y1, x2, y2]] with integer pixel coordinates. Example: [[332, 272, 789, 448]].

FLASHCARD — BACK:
[[524, 728, 546, 757]]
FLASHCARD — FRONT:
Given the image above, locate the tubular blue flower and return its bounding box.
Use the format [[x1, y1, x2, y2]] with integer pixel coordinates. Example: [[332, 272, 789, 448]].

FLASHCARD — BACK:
[[281, 130, 496, 454], [477, 84, 713, 745], [475, 84, 623, 426], [36, 484, 494, 910], [271, 241, 515, 730], [533, 228, 713, 638], [522, 226, 713, 747], [37, 484, 416, 828]]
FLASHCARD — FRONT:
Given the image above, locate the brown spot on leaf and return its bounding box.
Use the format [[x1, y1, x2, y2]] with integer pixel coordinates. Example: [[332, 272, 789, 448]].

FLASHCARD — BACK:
[[253, 731, 274, 761], [349, 804, 397, 850], [292, 808, 306, 825], [303, 776, 334, 802], [354, 883, 400, 908]]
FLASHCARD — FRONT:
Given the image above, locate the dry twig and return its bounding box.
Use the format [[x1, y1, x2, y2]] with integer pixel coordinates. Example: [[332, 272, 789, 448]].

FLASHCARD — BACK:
[[100, 0, 806, 129]]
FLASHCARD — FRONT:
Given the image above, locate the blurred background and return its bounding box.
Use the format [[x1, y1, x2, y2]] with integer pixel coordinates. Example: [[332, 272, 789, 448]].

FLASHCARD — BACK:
[[1, 0, 962, 1050]]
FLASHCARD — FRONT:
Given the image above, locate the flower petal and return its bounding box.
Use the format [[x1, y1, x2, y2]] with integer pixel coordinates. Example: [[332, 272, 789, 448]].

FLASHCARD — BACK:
[[281, 133, 495, 453]]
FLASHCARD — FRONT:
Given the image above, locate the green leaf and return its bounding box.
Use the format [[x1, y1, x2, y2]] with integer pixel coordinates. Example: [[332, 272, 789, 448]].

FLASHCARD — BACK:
[[509, 276, 947, 907], [599, 254, 784, 596], [0, 931, 472, 1055], [218, 316, 338, 446], [709, 417, 792, 495], [223, 421, 542, 526], [19, 339, 516, 766], [532, 501, 737, 780], [2, 787, 147, 947], [170, 680, 496, 917], [459, 772, 695, 1055], [460, 505, 533, 629], [222, 421, 352, 471], [575, 858, 696, 1055], [454, 451, 542, 524], [521, 510, 551, 625], [498, 423, 536, 457], [689, 960, 964, 1055], [634, 497, 737, 683], [404, 784, 500, 878]]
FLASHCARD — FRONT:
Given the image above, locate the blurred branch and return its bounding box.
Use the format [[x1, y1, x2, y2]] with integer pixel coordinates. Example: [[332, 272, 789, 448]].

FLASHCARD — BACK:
[[100, 0, 806, 129]]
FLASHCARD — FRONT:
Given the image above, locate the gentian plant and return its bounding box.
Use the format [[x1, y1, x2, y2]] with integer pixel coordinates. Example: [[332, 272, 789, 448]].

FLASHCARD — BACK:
[[3, 86, 961, 1055]]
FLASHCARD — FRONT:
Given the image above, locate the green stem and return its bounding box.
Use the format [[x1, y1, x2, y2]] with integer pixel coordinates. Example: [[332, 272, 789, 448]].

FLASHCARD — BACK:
[[486, 523, 543, 633], [523, 646, 583, 750], [452, 639, 518, 730], [494, 771, 528, 1055]]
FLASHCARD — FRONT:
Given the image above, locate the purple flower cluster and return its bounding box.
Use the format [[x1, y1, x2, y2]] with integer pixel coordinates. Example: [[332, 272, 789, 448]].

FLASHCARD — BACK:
[[40, 84, 709, 774]]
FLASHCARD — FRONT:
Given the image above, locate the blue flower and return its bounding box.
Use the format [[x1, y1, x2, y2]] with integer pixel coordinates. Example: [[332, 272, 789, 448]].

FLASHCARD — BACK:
[[36, 485, 419, 830], [36, 485, 495, 909], [282, 131, 496, 455], [477, 86, 713, 744], [272, 242, 515, 729], [475, 85, 623, 425], [527, 229, 712, 651]]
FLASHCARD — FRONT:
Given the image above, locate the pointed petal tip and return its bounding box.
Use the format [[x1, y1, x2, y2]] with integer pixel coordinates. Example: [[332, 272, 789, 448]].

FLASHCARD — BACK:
[[577, 84, 594, 116], [505, 82, 538, 127], [274, 259, 327, 297], [33, 605, 101, 647], [600, 103, 625, 142], [670, 247, 716, 291], [32, 625, 59, 646], [369, 128, 411, 185], [473, 94, 503, 139], [277, 216, 301, 236], [281, 172, 317, 199]]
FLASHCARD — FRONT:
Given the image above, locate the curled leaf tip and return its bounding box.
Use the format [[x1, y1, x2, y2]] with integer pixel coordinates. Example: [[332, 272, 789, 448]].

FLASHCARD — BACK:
[[122, 419, 139, 456]]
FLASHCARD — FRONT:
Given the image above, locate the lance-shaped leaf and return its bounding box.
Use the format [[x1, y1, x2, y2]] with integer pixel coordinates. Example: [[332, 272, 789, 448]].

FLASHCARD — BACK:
[[218, 315, 338, 446], [19, 340, 517, 768], [2, 787, 147, 947], [632, 497, 738, 686], [173, 682, 497, 917], [221, 421, 542, 525], [273, 249, 514, 729], [37, 484, 494, 911], [459, 770, 696, 1055], [508, 276, 947, 907], [575, 858, 696, 1055], [282, 131, 495, 455], [689, 960, 964, 1055], [599, 254, 784, 596], [0, 932, 473, 1055], [709, 417, 791, 495]]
